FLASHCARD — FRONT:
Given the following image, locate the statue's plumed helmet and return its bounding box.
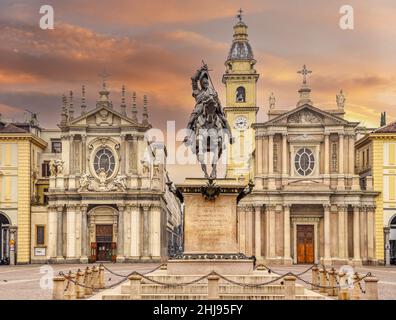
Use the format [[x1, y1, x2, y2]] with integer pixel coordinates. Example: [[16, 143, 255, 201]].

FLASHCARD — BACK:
[[199, 70, 209, 88]]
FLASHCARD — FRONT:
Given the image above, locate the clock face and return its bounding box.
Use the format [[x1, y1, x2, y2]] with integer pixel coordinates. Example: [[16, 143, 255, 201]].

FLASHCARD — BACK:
[[234, 116, 248, 130]]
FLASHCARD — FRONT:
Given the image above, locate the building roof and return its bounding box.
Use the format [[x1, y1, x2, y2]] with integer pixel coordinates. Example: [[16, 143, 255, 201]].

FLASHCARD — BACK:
[[373, 121, 396, 133], [0, 123, 28, 133]]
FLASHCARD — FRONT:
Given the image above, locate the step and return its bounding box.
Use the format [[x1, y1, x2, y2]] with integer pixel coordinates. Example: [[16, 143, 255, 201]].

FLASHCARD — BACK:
[[120, 283, 305, 295], [101, 293, 325, 300]]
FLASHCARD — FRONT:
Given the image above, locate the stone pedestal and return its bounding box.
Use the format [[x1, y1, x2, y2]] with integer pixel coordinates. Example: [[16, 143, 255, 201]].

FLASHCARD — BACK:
[[184, 193, 238, 254], [171, 178, 253, 275]]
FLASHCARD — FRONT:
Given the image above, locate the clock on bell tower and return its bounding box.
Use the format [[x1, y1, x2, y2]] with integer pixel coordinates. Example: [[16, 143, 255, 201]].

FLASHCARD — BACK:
[[223, 10, 259, 180]]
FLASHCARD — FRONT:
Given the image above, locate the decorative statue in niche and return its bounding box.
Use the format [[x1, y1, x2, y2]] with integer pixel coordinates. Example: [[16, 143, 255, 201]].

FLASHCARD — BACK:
[[183, 63, 234, 179]]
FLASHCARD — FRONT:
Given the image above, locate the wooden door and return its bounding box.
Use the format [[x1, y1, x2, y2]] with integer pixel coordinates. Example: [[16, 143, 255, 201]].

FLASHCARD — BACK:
[[297, 225, 314, 264], [95, 225, 113, 261]]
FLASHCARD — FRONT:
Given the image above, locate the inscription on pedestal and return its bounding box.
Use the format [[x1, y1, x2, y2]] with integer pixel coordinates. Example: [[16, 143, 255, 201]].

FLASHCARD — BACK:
[[184, 194, 238, 254]]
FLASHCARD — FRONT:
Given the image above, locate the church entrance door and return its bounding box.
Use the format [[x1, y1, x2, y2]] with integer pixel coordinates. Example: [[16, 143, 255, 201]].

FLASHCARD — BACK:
[[297, 225, 314, 264], [96, 225, 113, 262]]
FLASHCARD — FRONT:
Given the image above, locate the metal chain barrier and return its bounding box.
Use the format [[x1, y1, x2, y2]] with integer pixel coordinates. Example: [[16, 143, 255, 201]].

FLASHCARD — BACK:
[[56, 264, 374, 297]]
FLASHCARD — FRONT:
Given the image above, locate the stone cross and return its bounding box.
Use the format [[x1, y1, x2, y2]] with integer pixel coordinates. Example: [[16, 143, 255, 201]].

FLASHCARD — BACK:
[[237, 8, 243, 22], [297, 64, 312, 85]]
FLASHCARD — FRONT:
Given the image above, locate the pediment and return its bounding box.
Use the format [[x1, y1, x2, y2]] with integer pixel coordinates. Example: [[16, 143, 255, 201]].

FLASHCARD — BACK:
[[266, 104, 349, 126], [68, 106, 139, 127]]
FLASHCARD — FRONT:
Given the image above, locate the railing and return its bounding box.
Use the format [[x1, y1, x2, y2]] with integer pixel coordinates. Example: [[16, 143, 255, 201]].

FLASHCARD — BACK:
[[52, 263, 379, 300]]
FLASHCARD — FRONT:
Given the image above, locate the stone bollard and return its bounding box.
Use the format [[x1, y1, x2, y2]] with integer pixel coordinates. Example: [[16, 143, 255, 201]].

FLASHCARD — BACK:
[[352, 273, 361, 300], [65, 272, 76, 300], [319, 268, 327, 294], [84, 267, 93, 296], [129, 274, 142, 300], [207, 274, 220, 300], [99, 265, 105, 289], [52, 276, 66, 300], [311, 265, 319, 290], [160, 264, 167, 272], [76, 269, 85, 299], [338, 272, 350, 300], [364, 276, 379, 300], [327, 268, 336, 296], [284, 275, 296, 300], [92, 266, 99, 290]]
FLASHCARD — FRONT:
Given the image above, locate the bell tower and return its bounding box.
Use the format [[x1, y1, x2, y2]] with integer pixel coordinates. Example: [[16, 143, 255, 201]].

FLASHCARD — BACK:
[[223, 10, 259, 180]]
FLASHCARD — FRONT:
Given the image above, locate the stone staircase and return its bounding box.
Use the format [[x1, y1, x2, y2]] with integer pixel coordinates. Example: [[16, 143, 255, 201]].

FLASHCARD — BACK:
[[93, 270, 325, 300]]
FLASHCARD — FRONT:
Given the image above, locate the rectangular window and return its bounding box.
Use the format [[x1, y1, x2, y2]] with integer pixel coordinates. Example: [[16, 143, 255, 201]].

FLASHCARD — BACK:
[[36, 225, 45, 246], [43, 188, 49, 205], [51, 140, 62, 153], [42, 161, 50, 177]]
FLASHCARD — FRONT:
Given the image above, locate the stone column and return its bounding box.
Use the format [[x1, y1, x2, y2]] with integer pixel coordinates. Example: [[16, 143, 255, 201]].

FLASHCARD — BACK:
[[81, 135, 86, 173], [282, 133, 288, 175], [268, 205, 276, 258], [283, 204, 291, 263], [339, 133, 344, 173], [268, 134, 274, 174], [121, 134, 126, 175], [66, 205, 76, 260], [142, 205, 150, 258], [349, 135, 355, 174], [367, 206, 375, 261], [238, 206, 246, 254], [56, 206, 64, 260], [48, 205, 58, 259], [323, 204, 331, 265], [256, 137, 263, 175], [353, 205, 361, 264], [117, 205, 125, 262], [80, 205, 88, 263], [69, 134, 75, 174], [130, 205, 140, 259], [150, 205, 161, 259], [338, 205, 347, 260], [254, 205, 262, 258], [384, 227, 391, 265], [245, 206, 254, 256], [268, 134, 275, 189], [324, 133, 330, 175]]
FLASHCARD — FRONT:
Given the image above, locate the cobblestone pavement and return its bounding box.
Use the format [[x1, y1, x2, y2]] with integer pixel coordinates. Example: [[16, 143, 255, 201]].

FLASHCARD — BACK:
[[267, 264, 396, 300], [0, 263, 158, 300], [0, 263, 395, 300]]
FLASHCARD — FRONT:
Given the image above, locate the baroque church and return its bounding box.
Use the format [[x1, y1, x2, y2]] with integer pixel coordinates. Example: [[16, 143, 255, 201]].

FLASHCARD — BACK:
[[223, 15, 378, 265], [30, 83, 182, 264]]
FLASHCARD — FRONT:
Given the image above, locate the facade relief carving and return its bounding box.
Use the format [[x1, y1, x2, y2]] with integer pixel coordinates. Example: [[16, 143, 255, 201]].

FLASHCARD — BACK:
[[288, 110, 323, 124]]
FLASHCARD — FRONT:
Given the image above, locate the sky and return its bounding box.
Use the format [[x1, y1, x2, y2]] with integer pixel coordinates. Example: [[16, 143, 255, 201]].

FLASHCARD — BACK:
[[0, 0, 395, 132]]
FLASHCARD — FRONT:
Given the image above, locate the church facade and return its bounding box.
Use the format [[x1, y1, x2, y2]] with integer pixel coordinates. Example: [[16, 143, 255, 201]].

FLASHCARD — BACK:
[[25, 84, 182, 264], [224, 16, 379, 265]]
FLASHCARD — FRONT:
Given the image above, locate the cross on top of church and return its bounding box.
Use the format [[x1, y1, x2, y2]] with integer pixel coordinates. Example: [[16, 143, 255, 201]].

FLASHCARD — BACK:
[[98, 68, 111, 89], [297, 64, 312, 85], [237, 8, 243, 22]]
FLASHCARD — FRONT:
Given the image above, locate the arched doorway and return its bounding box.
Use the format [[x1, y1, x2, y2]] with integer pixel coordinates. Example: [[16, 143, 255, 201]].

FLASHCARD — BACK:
[[87, 206, 118, 263], [0, 213, 10, 265], [390, 215, 396, 265]]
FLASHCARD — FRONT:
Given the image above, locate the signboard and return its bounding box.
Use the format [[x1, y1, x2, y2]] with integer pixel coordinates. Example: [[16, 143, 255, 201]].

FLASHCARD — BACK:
[[34, 247, 46, 256]]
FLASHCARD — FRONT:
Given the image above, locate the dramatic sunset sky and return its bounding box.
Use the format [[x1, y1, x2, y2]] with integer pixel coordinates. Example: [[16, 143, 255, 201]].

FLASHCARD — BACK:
[[0, 0, 395, 131]]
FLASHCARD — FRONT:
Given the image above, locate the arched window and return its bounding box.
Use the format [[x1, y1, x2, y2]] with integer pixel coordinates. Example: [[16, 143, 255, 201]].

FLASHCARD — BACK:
[[391, 215, 396, 226], [236, 86, 246, 103]]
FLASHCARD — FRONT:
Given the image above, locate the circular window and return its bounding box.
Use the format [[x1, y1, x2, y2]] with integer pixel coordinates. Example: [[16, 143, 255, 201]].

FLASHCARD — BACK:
[[295, 148, 315, 176], [93, 148, 116, 177]]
